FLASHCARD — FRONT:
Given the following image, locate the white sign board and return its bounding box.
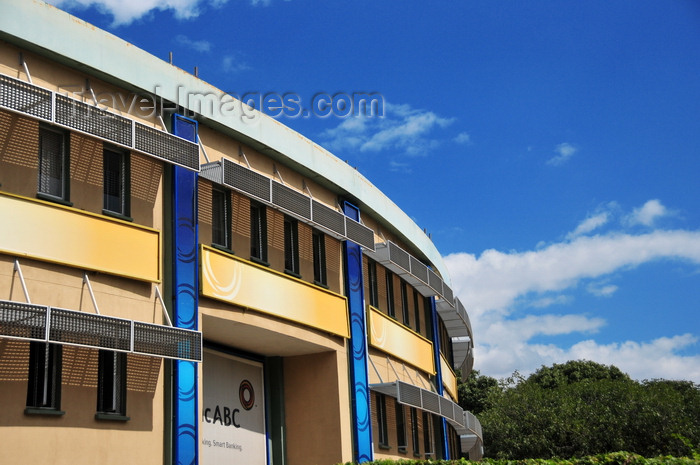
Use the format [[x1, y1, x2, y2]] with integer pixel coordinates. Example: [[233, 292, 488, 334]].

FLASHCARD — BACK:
[[202, 350, 266, 465]]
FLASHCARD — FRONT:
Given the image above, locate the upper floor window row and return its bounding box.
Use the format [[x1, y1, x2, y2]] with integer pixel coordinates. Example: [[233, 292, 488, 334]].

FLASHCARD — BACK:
[[206, 188, 331, 289], [37, 124, 132, 220], [366, 257, 432, 339]]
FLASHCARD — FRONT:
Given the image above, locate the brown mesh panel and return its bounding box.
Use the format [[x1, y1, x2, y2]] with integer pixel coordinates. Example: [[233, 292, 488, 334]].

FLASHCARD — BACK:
[[377, 265, 387, 314], [232, 192, 250, 256], [0, 339, 29, 382], [298, 222, 313, 282], [198, 179, 213, 227], [127, 353, 161, 393], [325, 235, 342, 294], [130, 152, 162, 204], [268, 208, 285, 270], [62, 345, 98, 388], [0, 111, 39, 169]]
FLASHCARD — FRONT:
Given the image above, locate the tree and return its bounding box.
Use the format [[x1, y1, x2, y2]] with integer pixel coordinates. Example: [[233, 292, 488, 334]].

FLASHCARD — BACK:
[[459, 360, 700, 460], [526, 360, 631, 389], [457, 369, 500, 415]]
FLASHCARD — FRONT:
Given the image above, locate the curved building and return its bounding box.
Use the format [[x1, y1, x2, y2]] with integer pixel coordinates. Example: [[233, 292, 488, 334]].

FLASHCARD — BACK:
[[0, 1, 482, 464]]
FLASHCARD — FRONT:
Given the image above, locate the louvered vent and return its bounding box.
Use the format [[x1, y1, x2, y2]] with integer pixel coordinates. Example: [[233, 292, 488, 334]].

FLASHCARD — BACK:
[[200, 161, 223, 184], [440, 395, 454, 420], [345, 217, 375, 251], [388, 242, 411, 273], [49, 308, 131, 351], [312, 200, 345, 236], [133, 322, 202, 362], [223, 158, 271, 202], [0, 74, 52, 120], [134, 122, 199, 170], [397, 381, 422, 408], [442, 284, 454, 306], [428, 269, 444, 295], [0, 300, 47, 340], [453, 403, 465, 427], [272, 181, 311, 219], [55, 95, 131, 146], [410, 256, 429, 284], [421, 389, 441, 415]]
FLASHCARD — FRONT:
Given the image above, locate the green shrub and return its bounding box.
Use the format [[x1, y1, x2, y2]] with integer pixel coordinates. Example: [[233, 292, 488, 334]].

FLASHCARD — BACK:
[[336, 451, 700, 465]]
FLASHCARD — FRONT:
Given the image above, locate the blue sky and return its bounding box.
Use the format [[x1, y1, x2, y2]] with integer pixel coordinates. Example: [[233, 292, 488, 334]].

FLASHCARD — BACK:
[[47, 0, 700, 382]]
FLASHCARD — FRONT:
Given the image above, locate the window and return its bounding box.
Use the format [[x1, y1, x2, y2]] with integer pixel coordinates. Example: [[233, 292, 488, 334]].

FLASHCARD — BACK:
[[97, 350, 128, 419], [103, 146, 130, 218], [400, 281, 409, 326], [368, 260, 379, 308], [396, 400, 407, 452], [26, 342, 63, 414], [38, 126, 69, 203], [413, 290, 421, 334], [424, 296, 434, 340], [250, 202, 268, 263], [312, 229, 327, 286], [386, 269, 395, 318], [376, 392, 388, 447], [284, 216, 299, 275], [212, 187, 231, 250], [423, 411, 434, 456], [411, 407, 420, 456]]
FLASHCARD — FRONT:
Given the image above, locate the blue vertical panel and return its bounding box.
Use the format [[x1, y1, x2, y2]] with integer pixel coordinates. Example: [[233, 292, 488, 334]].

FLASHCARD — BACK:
[[343, 201, 373, 463], [172, 115, 199, 465], [428, 296, 449, 459]]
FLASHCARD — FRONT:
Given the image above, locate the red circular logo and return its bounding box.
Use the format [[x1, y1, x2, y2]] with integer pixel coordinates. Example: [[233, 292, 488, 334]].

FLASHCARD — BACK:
[[239, 379, 255, 410]]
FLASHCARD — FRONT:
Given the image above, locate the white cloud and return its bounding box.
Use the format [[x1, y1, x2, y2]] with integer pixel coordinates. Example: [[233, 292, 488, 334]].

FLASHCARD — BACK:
[[221, 54, 251, 73], [445, 224, 700, 382], [175, 34, 211, 52], [49, 0, 204, 25], [568, 335, 700, 382], [454, 132, 471, 144], [567, 212, 610, 239], [47, 0, 275, 26], [586, 281, 618, 297], [478, 334, 700, 383], [547, 142, 577, 166], [446, 229, 700, 317], [529, 295, 572, 308], [389, 161, 412, 173], [625, 199, 670, 227], [319, 102, 454, 156]]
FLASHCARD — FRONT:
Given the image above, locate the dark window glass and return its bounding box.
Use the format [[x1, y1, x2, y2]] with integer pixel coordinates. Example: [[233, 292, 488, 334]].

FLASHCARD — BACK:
[[396, 400, 407, 450], [38, 126, 68, 200], [376, 392, 388, 447], [97, 350, 127, 417], [401, 281, 409, 326], [250, 202, 267, 262], [212, 188, 231, 249], [386, 269, 395, 318], [423, 411, 433, 456], [103, 147, 129, 216], [26, 342, 62, 412], [284, 216, 299, 274], [368, 260, 379, 307], [312, 229, 327, 285], [411, 407, 420, 455], [413, 290, 421, 334], [424, 296, 434, 341]]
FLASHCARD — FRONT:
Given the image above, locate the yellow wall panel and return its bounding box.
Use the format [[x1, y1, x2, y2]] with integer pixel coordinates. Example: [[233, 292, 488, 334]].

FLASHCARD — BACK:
[[0, 192, 160, 282], [441, 353, 458, 400], [368, 306, 435, 374], [200, 246, 349, 338]]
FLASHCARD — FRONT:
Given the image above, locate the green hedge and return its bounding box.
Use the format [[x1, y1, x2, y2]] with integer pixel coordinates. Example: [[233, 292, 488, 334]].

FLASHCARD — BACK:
[[336, 451, 699, 465]]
